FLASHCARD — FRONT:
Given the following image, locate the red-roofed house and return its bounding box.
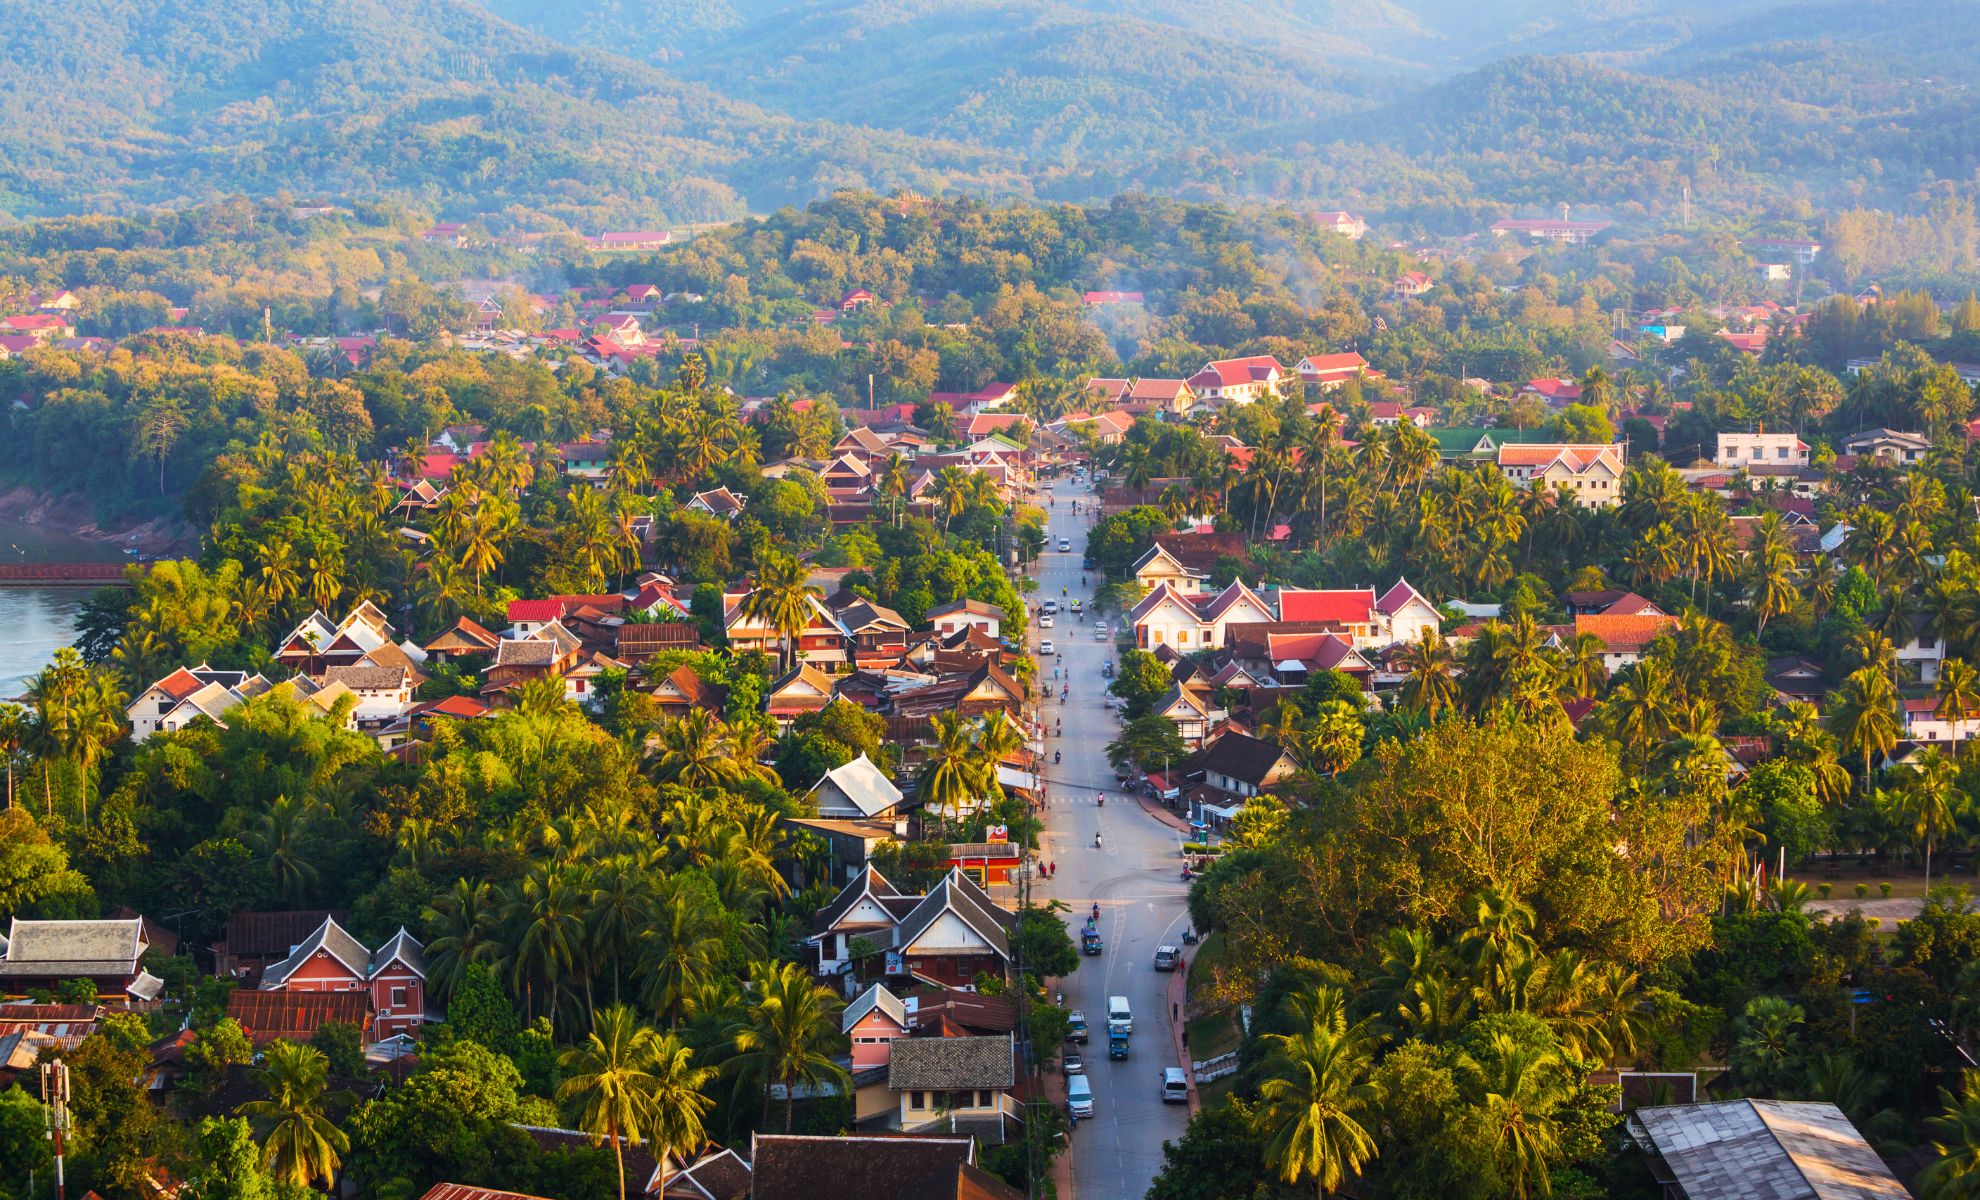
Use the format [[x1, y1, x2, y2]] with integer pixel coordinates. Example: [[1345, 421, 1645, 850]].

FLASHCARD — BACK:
[[1186, 356, 1285, 407], [839, 288, 875, 312], [0, 334, 40, 359], [1392, 272, 1432, 298], [928, 383, 1018, 413], [1082, 290, 1145, 306], [1294, 352, 1369, 389], [422, 223, 467, 245], [625, 284, 661, 302], [1574, 613, 1679, 673], [2, 313, 73, 341], [1496, 443, 1625, 507], [1520, 378, 1584, 405], [590, 231, 671, 252]]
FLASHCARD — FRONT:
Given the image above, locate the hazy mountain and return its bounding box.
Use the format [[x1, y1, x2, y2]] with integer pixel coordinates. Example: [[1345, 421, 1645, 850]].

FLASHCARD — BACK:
[[0, 0, 1020, 224]]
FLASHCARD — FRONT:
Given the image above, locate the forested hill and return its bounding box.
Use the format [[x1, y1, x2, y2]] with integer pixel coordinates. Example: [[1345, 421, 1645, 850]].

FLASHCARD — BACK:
[[0, 0, 1019, 226], [0, 0, 1975, 227]]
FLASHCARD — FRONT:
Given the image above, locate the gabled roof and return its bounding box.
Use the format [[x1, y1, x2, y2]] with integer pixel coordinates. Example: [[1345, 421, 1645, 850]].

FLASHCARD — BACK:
[[369, 928, 426, 978], [925, 598, 1005, 621], [1128, 580, 1200, 625], [1191, 355, 1284, 389], [1131, 542, 1206, 581], [749, 1134, 977, 1200], [1155, 684, 1210, 718], [836, 599, 910, 634], [419, 1187, 555, 1200], [689, 487, 747, 514], [812, 866, 905, 934], [811, 753, 906, 818], [424, 616, 501, 653], [1574, 613, 1679, 651], [893, 868, 1015, 959], [841, 983, 908, 1034], [493, 638, 560, 667], [259, 915, 371, 989], [1198, 730, 1294, 788], [1627, 1099, 1907, 1200], [1375, 578, 1436, 616], [226, 989, 371, 1045], [1199, 579, 1272, 623], [323, 664, 408, 692], [767, 662, 836, 701]]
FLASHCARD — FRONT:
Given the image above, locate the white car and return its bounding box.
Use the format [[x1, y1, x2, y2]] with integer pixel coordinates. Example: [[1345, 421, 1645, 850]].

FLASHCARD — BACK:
[[1039, 614, 1054, 628], [1040, 639, 1056, 656], [1094, 624, 1109, 640], [1058, 537, 1071, 552], [1041, 599, 1059, 615]]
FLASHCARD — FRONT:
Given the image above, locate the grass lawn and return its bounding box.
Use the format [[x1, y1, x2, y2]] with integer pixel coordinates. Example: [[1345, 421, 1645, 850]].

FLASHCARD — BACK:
[[1183, 931, 1243, 1061]]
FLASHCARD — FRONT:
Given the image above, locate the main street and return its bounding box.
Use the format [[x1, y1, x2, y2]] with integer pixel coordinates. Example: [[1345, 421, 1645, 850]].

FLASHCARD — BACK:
[[1029, 489, 1193, 1200]]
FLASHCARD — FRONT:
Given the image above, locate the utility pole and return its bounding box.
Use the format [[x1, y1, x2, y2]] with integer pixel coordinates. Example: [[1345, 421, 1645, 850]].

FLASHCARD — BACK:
[[41, 1058, 69, 1200]]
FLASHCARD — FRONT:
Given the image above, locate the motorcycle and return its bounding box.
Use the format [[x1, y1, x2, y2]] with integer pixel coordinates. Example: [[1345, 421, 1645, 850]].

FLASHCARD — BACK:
[[1097, 795, 1104, 808], [1094, 833, 1103, 849], [1054, 750, 1062, 764], [1181, 867, 1194, 881], [1182, 928, 1199, 945]]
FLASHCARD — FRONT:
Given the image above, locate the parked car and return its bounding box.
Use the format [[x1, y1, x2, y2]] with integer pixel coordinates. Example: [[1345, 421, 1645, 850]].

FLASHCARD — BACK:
[[1068, 1011, 1089, 1043], [1067, 1073, 1094, 1118], [1040, 639, 1056, 655], [1062, 1045, 1084, 1076], [1153, 945, 1180, 972], [1094, 624, 1108, 640]]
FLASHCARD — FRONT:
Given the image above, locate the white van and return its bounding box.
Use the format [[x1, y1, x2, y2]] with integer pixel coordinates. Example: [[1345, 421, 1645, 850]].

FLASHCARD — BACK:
[[1066, 1073, 1094, 1118], [1161, 1067, 1189, 1103], [1107, 995, 1132, 1034]]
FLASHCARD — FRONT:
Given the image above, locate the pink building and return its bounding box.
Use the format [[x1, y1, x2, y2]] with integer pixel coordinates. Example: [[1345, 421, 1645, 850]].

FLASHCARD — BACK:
[[843, 983, 911, 1071]]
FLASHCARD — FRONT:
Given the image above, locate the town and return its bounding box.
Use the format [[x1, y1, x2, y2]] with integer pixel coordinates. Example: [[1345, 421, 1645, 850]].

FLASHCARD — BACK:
[[0, 181, 1976, 1200]]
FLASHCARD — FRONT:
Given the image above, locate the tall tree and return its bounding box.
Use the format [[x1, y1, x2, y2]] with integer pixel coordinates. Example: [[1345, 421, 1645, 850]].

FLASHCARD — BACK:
[[235, 1040, 348, 1190]]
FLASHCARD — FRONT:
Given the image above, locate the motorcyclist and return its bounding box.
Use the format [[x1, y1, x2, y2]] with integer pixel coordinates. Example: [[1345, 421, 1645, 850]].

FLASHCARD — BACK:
[[1094, 832, 1103, 848], [1054, 749, 1062, 764]]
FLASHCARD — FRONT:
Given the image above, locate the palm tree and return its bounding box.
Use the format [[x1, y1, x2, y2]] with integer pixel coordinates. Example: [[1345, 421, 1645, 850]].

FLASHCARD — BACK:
[[424, 878, 499, 998], [1396, 629, 1459, 719], [647, 1032, 719, 1200], [740, 552, 819, 673], [638, 879, 725, 1026], [559, 1005, 673, 1200], [236, 1040, 348, 1189], [1472, 1033, 1567, 1200], [503, 864, 588, 1024], [731, 960, 849, 1132], [916, 711, 988, 825], [649, 709, 746, 790], [1921, 1069, 1980, 1200], [1938, 658, 1980, 756], [1893, 748, 1967, 891], [1253, 1016, 1380, 1198], [1828, 667, 1900, 792], [244, 795, 323, 905]]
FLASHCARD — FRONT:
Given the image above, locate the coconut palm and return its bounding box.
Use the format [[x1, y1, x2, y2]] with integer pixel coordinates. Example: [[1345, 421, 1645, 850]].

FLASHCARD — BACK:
[[1827, 667, 1900, 791], [1891, 748, 1967, 891], [559, 1005, 672, 1200], [1920, 1070, 1980, 1200], [1396, 629, 1459, 719], [1471, 1033, 1567, 1200], [1253, 1016, 1380, 1197], [740, 552, 819, 672], [647, 1032, 719, 1200], [1938, 658, 1980, 756], [916, 711, 988, 824], [638, 878, 726, 1026], [236, 1040, 349, 1189], [730, 960, 849, 1132]]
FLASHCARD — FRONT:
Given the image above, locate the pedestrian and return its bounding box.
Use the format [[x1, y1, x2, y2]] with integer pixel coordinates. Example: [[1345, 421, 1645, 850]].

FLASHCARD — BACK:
[[1172, 1002, 1179, 1021], [1181, 1029, 1189, 1051]]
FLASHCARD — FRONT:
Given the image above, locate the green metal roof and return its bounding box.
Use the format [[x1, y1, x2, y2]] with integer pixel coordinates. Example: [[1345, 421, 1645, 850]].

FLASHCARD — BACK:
[[1427, 427, 1561, 456]]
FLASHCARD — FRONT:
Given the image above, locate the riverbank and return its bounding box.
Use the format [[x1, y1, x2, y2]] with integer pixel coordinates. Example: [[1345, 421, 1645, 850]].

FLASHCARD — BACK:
[[0, 485, 194, 554]]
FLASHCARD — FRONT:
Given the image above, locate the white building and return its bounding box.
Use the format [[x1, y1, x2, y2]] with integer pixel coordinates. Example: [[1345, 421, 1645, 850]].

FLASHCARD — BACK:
[[1716, 432, 1810, 469]]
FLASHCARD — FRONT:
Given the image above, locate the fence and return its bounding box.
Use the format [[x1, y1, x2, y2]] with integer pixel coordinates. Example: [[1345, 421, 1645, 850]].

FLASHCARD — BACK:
[[1191, 1051, 1240, 1083]]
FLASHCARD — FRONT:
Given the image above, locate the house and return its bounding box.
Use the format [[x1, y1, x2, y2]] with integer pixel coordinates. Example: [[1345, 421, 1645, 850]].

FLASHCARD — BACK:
[[926, 599, 1004, 640], [1376, 579, 1442, 647], [1490, 218, 1612, 244], [1131, 543, 1210, 593], [421, 223, 467, 245], [1129, 580, 1276, 652], [927, 383, 1018, 414], [725, 592, 849, 666], [1520, 377, 1584, 406], [888, 1034, 1021, 1141], [1496, 444, 1626, 507], [837, 599, 914, 668], [765, 664, 839, 725], [1081, 290, 1145, 306], [890, 662, 1025, 721], [1186, 356, 1285, 407], [126, 663, 257, 740], [1564, 590, 1667, 618], [0, 918, 159, 1000], [1625, 1100, 1906, 1200], [1392, 272, 1432, 298], [557, 441, 614, 486], [1716, 432, 1810, 468], [810, 753, 907, 821], [1574, 613, 1679, 673], [1311, 211, 1367, 239], [322, 665, 415, 725], [421, 616, 502, 662], [1838, 428, 1930, 466], [809, 866, 920, 975], [1904, 697, 1978, 745], [886, 869, 1017, 988], [843, 983, 911, 1071], [1050, 411, 1133, 445], [839, 288, 876, 312], [750, 1133, 1016, 1200], [1187, 730, 1298, 823], [257, 915, 427, 1041], [2, 313, 75, 340], [1118, 377, 1196, 418], [1152, 684, 1216, 747], [1897, 616, 1946, 683], [1765, 656, 1829, 706], [1294, 352, 1370, 389], [687, 487, 747, 520], [212, 910, 346, 981], [647, 664, 728, 718]]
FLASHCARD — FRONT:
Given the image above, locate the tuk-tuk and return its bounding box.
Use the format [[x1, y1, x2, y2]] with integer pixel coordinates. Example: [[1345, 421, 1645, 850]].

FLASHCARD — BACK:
[[1081, 926, 1103, 955], [1108, 1027, 1129, 1059]]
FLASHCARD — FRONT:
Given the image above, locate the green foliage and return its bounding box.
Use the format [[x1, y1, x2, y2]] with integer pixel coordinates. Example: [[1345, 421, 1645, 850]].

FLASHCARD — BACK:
[[1012, 904, 1080, 982], [446, 963, 522, 1054], [1110, 648, 1174, 718]]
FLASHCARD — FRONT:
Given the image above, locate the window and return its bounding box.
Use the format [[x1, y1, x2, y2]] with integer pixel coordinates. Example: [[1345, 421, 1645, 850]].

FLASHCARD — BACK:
[[977, 1090, 993, 1108], [911, 1091, 927, 1110], [389, 987, 408, 1009]]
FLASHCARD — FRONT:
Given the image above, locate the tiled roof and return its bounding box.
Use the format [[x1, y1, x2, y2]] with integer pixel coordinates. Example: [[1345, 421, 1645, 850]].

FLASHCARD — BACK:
[[220, 910, 346, 959], [749, 1134, 976, 1200], [226, 989, 370, 1045], [0, 918, 144, 976], [370, 928, 427, 977], [1574, 613, 1679, 651], [814, 866, 905, 933], [1628, 1099, 1907, 1200], [1198, 730, 1292, 787], [893, 869, 1014, 958], [418, 1186, 555, 1200], [842, 983, 908, 1034], [1375, 578, 1434, 615], [887, 1034, 1015, 1091], [323, 665, 407, 692], [260, 915, 370, 989], [507, 598, 564, 623], [493, 638, 560, 666], [925, 598, 1005, 621]]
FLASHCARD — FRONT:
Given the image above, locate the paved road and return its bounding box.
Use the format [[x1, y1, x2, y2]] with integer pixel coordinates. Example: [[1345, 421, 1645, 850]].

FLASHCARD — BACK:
[[1031, 491, 1193, 1200]]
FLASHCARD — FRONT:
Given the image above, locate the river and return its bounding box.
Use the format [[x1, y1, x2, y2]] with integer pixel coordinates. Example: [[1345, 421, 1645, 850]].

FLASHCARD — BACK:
[[0, 519, 128, 696]]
